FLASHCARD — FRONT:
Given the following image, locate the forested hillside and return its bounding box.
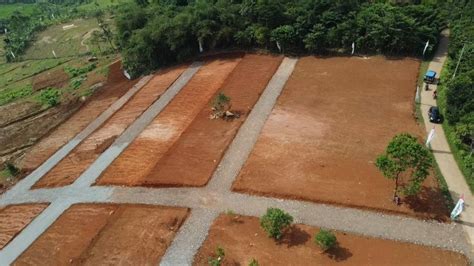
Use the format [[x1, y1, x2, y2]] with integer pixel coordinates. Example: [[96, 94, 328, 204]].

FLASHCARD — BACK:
[[116, 0, 446, 76]]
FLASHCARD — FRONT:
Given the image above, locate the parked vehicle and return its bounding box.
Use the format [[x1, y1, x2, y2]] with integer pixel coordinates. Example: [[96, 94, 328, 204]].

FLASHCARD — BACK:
[[428, 106, 442, 123]]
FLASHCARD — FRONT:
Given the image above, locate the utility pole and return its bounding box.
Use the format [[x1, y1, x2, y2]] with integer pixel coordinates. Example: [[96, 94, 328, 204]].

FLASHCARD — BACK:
[[452, 43, 466, 79]]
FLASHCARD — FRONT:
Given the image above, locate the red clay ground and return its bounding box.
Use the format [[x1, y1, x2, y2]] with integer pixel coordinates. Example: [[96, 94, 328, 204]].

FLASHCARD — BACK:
[[96, 56, 242, 186], [14, 204, 189, 265], [0, 204, 48, 249], [194, 215, 468, 265], [232, 56, 449, 221], [18, 61, 138, 173], [32, 65, 187, 188], [142, 54, 282, 187]]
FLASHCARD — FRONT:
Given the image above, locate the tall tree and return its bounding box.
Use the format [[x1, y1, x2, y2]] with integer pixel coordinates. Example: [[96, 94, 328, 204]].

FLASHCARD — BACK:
[[375, 133, 433, 202]]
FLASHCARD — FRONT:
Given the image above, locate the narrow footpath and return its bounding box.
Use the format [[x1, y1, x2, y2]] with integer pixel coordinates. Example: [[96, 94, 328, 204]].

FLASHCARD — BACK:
[[420, 29, 474, 252]]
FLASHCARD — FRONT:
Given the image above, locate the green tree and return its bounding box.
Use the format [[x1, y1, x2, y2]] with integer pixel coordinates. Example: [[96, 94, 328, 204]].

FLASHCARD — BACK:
[[375, 133, 433, 201], [260, 208, 293, 240], [314, 229, 337, 252]]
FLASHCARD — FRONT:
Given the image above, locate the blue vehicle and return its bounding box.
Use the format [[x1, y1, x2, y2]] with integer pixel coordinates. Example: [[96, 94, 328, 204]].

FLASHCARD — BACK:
[[424, 70, 438, 84]]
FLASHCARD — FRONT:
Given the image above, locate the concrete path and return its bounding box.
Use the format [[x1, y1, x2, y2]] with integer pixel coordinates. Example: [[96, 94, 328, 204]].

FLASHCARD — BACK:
[[0, 56, 471, 265], [420, 29, 474, 252]]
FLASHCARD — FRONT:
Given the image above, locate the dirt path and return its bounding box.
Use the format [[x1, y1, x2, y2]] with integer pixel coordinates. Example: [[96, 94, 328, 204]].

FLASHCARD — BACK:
[[80, 28, 100, 52], [420, 29, 474, 251]]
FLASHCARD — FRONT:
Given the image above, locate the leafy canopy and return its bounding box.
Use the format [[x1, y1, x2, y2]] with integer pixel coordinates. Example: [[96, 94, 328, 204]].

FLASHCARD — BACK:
[[260, 208, 293, 240], [314, 229, 337, 252], [375, 133, 432, 196]]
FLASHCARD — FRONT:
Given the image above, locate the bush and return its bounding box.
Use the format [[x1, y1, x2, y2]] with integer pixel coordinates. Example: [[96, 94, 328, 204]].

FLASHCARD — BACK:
[[64, 63, 97, 78], [249, 258, 259, 266], [38, 87, 61, 107], [260, 208, 293, 240], [5, 163, 19, 177], [208, 246, 225, 266], [314, 229, 337, 252]]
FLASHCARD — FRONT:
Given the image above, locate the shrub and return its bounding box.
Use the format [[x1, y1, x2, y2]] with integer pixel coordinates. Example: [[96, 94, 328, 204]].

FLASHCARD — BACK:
[[38, 87, 61, 107], [260, 208, 293, 240], [212, 92, 231, 112], [314, 229, 337, 252], [5, 163, 19, 177], [208, 246, 225, 266], [64, 63, 97, 78]]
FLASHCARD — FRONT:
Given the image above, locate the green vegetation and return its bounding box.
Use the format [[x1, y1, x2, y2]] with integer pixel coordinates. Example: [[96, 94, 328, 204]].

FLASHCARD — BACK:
[[0, 84, 33, 105], [436, 1, 474, 191], [260, 208, 293, 240], [37, 87, 61, 107], [314, 229, 337, 252], [5, 162, 20, 177], [248, 258, 260, 266], [116, 1, 445, 77], [375, 133, 433, 202], [64, 63, 97, 78], [0, 3, 37, 19], [208, 246, 225, 266]]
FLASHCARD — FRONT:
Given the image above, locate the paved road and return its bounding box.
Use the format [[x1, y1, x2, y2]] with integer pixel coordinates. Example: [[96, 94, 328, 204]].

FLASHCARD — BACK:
[[420, 29, 474, 253]]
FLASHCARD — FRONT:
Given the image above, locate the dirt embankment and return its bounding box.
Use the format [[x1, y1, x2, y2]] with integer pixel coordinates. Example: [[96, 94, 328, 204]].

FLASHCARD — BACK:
[[32, 65, 187, 189], [96, 56, 242, 186], [232, 56, 449, 221], [194, 215, 468, 265], [18, 61, 137, 173], [14, 204, 189, 265], [0, 204, 48, 250]]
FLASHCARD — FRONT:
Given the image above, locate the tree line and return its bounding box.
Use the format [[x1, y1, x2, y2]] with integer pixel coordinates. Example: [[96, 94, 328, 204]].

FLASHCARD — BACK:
[[116, 0, 445, 76], [442, 0, 473, 187]]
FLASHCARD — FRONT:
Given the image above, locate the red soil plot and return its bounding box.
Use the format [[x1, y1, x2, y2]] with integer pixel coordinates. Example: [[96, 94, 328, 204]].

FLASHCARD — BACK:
[[194, 215, 468, 266], [14, 204, 189, 265], [0, 204, 48, 249], [19, 62, 138, 172], [233, 56, 449, 220], [143, 54, 283, 187], [96, 56, 242, 186], [32, 65, 187, 188]]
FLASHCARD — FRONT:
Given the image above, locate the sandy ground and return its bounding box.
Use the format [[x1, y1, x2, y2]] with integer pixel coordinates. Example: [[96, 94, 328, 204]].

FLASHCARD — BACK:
[[194, 215, 468, 265], [143, 54, 283, 187], [14, 204, 189, 265], [96, 56, 242, 186], [233, 56, 449, 220], [0, 204, 48, 249], [19, 62, 138, 172], [32, 65, 187, 188]]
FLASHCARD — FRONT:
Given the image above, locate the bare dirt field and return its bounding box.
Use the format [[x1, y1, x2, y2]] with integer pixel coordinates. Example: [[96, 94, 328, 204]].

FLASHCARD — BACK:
[[32, 65, 187, 188], [232, 56, 449, 220], [143, 54, 282, 187], [96, 56, 242, 186], [14, 204, 189, 265], [194, 215, 468, 265], [0, 204, 48, 249], [18, 61, 138, 173]]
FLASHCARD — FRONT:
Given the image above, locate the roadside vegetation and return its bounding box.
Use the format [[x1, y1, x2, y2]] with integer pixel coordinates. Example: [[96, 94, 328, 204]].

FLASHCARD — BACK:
[[436, 0, 474, 191], [116, 0, 446, 77]]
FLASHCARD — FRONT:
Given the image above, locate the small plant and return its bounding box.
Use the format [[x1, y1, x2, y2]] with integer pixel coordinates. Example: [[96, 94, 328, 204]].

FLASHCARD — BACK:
[[38, 88, 61, 107], [70, 76, 86, 90], [249, 258, 260, 266], [225, 209, 236, 216], [260, 208, 293, 240], [64, 63, 97, 78], [314, 229, 337, 252], [210, 92, 231, 119], [208, 246, 225, 266], [5, 163, 19, 177]]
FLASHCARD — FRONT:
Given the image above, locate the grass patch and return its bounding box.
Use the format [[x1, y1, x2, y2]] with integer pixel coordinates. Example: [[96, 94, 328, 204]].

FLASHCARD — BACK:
[[0, 3, 36, 19], [437, 59, 474, 192], [0, 84, 33, 106], [37, 87, 61, 107], [77, 0, 132, 12]]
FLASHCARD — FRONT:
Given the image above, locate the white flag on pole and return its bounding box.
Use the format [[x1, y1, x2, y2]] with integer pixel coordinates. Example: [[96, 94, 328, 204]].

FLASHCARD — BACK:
[[425, 127, 435, 147], [276, 41, 282, 53], [10, 51, 15, 59], [52, 50, 57, 58], [351, 42, 355, 55], [423, 40, 429, 56], [451, 194, 464, 220], [198, 39, 203, 53]]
